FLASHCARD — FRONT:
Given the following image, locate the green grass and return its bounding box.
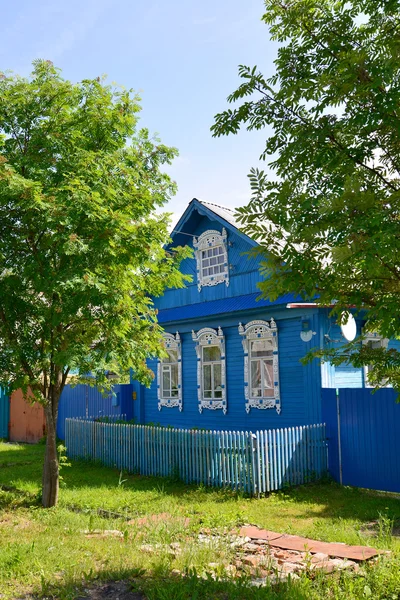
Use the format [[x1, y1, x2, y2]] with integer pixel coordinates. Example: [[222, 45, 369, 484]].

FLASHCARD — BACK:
[[0, 441, 399, 599]]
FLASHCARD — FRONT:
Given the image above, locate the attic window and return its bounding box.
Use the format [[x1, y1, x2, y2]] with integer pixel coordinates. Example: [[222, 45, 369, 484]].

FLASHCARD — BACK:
[[193, 228, 229, 291]]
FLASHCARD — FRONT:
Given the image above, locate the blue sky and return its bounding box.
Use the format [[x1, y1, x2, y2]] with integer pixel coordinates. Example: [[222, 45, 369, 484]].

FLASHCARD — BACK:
[[1, 0, 277, 223]]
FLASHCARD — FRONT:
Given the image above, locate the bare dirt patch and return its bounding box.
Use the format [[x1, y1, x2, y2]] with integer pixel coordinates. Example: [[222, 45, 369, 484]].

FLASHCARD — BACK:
[[75, 581, 144, 599], [127, 512, 190, 528], [0, 513, 33, 529]]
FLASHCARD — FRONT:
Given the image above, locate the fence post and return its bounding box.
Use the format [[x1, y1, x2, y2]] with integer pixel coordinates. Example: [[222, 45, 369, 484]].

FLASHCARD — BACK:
[[336, 388, 343, 485]]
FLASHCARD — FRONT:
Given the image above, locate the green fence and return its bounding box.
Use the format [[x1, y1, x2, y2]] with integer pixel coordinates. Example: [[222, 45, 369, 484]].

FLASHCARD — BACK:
[[65, 419, 327, 495]]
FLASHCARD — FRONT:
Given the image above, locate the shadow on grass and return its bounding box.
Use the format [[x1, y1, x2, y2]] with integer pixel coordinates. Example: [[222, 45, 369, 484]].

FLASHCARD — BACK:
[[35, 566, 309, 600], [0, 442, 399, 528]]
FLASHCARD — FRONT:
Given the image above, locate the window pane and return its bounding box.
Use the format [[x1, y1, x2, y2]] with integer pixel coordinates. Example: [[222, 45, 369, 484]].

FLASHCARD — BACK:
[[217, 254, 224, 264], [251, 339, 273, 358], [210, 256, 217, 266], [213, 363, 222, 397], [162, 368, 171, 398], [251, 360, 262, 397], [162, 348, 178, 363], [203, 345, 221, 362], [368, 339, 382, 350], [202, 250, 207, 259], [169, 348, 179, 362], [262, 361, 274, 396], [203, 364, 212, 395], [171, 363, 178, 396], [203, 258, 209, 267], [207, 249, 213, 257]]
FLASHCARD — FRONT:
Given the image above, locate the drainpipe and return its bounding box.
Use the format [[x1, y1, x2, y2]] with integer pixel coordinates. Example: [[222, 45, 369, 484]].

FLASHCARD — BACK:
[[336, 388, 343, 485], [85, 385, 89, 419]]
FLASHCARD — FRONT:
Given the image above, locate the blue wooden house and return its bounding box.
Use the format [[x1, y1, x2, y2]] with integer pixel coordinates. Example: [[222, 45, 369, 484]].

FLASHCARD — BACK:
[[130, 198, 399, 430]]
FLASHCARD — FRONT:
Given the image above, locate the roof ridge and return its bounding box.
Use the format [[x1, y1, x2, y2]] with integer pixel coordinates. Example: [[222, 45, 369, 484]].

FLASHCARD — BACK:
[[198, 199, 236, 214]]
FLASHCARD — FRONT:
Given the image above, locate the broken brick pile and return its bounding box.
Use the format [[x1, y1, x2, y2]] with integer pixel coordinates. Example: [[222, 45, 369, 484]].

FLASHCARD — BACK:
[[198, 526, 381, 585]]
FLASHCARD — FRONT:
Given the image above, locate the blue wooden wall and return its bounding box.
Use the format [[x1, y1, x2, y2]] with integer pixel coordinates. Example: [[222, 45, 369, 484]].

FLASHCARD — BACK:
[[57, 383, 134, 439], [319, 309, 400, 388], [133, 202, 325, 431], [156, 212, 262, 311], [135, 308, 322, 431]]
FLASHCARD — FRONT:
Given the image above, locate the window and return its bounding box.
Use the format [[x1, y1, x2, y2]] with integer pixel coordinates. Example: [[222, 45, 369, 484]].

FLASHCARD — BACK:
[[362, 331, 389, 388], [157, 332, 182, 411], [193, 229, 229, 291], [239, 319, 281, 413], [192, 327, 227, 413]]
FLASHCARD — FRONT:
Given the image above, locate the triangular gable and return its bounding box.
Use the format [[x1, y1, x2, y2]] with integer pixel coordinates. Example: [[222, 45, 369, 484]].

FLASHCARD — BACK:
[[170, 198, 258, 248]]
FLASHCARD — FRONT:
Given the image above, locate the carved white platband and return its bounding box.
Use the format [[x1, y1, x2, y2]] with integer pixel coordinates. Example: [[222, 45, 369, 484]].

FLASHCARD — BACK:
[[157, 332, 182, 411], [192, 327, 227, 414], [362, 329, 389, 389], [193, 228, 229, 291], [238, 319, 281, 414]]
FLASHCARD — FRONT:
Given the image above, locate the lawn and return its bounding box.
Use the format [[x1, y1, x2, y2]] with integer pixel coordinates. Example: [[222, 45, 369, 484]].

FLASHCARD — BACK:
[[0, 441, 399, 599]]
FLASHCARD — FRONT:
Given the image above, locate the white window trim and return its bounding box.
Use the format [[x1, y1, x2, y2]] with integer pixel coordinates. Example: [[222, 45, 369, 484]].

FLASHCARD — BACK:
[[193, 228, 229, 291], [192, 327, 227, 414], [362, 330, 389, 388], [157, 332, 182, 411], [239, 319, 281, 414]]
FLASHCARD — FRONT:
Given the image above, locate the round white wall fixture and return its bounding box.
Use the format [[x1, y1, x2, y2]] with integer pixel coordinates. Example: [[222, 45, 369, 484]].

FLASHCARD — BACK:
[[300, 330, 314, 342], [340, 313, 357, 341]]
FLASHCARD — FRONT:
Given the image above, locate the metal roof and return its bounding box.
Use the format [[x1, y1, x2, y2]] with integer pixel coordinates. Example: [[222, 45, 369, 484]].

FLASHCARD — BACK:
[[196, 200, 239, 228], [157, 292, 300, 324]]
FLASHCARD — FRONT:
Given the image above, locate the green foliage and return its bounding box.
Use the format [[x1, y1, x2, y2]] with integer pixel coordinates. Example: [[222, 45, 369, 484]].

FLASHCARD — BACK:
[[57, 443, 71, 486], [212, 1, 400, 389], [0, 60, 191, 404]]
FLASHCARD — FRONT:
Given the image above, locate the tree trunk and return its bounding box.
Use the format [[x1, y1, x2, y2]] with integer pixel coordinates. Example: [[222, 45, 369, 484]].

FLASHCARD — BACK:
[[42, 393, 60, 508]]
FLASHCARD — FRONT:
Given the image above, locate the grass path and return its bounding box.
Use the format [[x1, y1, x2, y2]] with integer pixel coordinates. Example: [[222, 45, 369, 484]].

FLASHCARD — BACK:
[[0, 441, 399, 599]]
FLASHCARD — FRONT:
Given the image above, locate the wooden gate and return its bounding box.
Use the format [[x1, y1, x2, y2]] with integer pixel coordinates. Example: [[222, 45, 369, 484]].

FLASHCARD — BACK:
[[9, 389, 46, 443]]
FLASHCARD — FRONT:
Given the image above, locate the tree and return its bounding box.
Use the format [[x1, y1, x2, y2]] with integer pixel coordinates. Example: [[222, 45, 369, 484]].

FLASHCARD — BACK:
[[212, 0, 400, 389], [0, 61, 190, 507]]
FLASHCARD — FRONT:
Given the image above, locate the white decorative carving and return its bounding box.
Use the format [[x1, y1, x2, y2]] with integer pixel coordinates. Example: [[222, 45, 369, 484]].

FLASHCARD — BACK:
[[238, 319, 281, 414], [192, 327, 227, 414], [157, 332, 182, 411], [193, 228, 229, 291], [362, 329, 389, 388]]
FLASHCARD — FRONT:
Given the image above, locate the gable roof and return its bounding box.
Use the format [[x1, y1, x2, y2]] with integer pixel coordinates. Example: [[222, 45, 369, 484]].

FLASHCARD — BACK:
[[171, 198, 257, 247]]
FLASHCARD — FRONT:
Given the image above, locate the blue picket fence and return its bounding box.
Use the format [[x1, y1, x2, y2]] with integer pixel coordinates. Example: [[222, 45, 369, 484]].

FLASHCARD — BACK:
[[65, 419, 327, 495]]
